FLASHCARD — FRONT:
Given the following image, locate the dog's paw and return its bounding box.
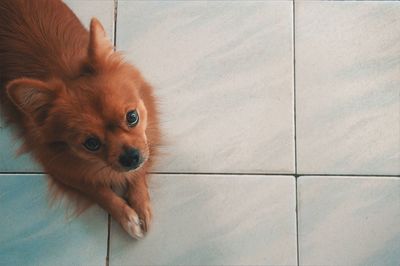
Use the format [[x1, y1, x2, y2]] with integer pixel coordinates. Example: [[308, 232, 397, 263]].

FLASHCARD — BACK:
[[127, 199, 152, 233], [121, 206, 144, 239], [137, 203, 152, 233]]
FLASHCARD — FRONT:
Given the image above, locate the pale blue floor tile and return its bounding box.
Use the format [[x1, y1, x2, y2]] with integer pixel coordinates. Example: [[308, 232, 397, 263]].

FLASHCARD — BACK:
[[0, 174, 108, 265], [117, 1, 295, 173], [296, 1, 400, 175], [110, 175, 297, 265], [0, 124, 40, 172], [298, 176, 400, 265]]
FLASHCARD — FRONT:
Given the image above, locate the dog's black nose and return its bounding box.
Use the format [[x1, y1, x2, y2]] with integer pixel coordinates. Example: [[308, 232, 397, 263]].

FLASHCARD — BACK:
[[119, 148, 141, 170]]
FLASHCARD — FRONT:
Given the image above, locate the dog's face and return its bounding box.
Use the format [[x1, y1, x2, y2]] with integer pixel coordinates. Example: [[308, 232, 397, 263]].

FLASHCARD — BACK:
[[6, 19, 150, 172], [56, 70, 150, 172]]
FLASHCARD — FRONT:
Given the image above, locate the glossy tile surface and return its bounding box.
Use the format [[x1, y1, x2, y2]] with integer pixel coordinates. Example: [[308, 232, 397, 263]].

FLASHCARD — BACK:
[[117, 1, 294, 173], [110, 174, 297, 265], [296, 1, 400, 175], [0, 124, 40, 172], [298, 176, 400, 265], [0, 0, 115, 172], [0, 174, 108, 265]]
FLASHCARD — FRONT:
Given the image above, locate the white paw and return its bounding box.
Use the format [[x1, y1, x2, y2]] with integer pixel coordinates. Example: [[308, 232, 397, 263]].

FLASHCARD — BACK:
[[122, 210, 144, 239]]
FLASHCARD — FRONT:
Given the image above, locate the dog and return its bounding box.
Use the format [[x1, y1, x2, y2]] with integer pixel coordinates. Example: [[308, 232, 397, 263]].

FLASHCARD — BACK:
[[0, 0, 161, 238]]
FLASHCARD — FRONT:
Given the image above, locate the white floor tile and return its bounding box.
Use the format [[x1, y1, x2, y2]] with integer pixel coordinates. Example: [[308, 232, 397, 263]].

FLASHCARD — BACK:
[[117, 1, 295, 173], [298, 176, 400, 265], [296, 1, 400, 175], [110, 174, 297, 265]]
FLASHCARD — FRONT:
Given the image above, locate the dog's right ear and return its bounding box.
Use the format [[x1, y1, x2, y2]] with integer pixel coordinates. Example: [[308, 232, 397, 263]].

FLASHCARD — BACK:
[[6, 78, 60, 124], [88, 17, 114, 63]]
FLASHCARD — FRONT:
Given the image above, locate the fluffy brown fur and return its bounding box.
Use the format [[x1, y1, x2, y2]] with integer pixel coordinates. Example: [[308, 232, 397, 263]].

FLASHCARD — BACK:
[[0, 0, 161, 238]]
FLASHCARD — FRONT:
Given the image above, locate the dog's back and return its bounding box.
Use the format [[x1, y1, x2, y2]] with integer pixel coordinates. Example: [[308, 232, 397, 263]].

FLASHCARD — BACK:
[[0, 0, 88, 124]]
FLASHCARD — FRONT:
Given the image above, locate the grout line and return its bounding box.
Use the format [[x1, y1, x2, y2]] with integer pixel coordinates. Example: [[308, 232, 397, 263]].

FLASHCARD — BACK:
[[106, 1, 118, 265], [292, 1, 300, 265], [150, 171, 296, 176], [113, 0, 118, 49], [96, 0, 400, 2], [293, 0, 298, 177], [0, 171, 43, 174], [1, 171, 399, 178], [295, 175, 300, 266], [294, 173, 400, 178], [292, 0, 398, 1], [106, 214, 111, 266], [151, 172, 400, 178]]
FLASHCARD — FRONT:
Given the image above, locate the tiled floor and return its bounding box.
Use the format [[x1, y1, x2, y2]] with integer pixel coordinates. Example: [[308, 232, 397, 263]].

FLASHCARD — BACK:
[[117, 1, 295, 173], [296, 1, 400, 175], [0, 174, 108, 265], [0, 1, 399, 266], [298, 176, 400, 265], [110, 175, 297, 265]]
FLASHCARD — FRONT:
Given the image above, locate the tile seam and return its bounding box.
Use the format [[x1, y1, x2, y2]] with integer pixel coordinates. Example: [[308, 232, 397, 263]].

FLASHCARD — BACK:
[[106, 0, 118, 265], [292, 0, 300, 264], [1, 171, 399, 177], [293, 0, 298, 176]]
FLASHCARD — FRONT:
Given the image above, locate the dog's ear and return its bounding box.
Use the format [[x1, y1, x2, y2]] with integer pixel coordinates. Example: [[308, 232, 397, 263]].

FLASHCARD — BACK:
[[6, 78, 60, 124], [88, 17, 114, 63]]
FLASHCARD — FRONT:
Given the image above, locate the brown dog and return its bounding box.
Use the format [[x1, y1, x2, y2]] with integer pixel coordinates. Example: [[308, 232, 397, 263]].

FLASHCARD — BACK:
[[0, 0, 161, 238]]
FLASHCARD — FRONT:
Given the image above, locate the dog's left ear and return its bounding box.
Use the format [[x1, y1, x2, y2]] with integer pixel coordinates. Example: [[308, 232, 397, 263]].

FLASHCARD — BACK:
[[88, 17, 114, 63], [6, 78, 61, 124]]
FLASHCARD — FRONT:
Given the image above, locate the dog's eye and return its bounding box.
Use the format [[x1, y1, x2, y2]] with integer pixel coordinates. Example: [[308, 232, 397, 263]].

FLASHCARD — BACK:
[[126, 110, 139, 127], [83, 137, 101, 151]]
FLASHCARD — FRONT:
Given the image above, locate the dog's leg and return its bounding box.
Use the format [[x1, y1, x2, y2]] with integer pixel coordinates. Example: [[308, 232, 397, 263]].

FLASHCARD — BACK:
[[73, 184, 144, 239], [126, 173, 152, 233]]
